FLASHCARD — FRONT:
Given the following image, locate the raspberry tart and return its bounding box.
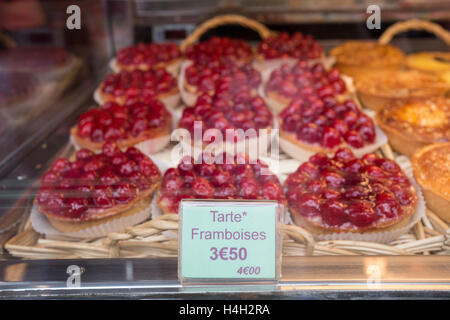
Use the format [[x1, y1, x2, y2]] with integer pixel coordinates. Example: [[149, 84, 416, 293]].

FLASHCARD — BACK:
[[157, 152, 286, 214], [263, 61, 353, 113], [94, 69, 180, 109], [185, 36, 253, 66], [180, 59, 262, 106], [330, 41, 405, 78], [355, 70, 450, 111], [285, 148, 419, 241], [70, 99, 172, 155], [177, 92, 273, 154], [111, 42, 181, 75], [34, 142, 161, 235], [278, 94, 385, 161], [412, 143, 450, 223], [375, 97, 450, 156]]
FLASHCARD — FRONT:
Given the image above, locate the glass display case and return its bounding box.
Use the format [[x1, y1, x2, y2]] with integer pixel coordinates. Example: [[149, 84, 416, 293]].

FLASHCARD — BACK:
[[0, 0, 449, 299]]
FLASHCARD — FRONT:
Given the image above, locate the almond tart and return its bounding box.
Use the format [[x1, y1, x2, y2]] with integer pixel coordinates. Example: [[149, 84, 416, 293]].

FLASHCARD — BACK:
[[285, 148, 418, 237], [70, 99, 172, 155], [157, 152, 286, 214], [375, 97, 450, 157], [329, 41, 405, 78], [94, 68, 179, 108], [35, 142, 161, 234], [406, 52, 450, 81], [111, 42, 181, 74], [264, 61, 351, 113], [355, 69, 450, 111], [412, 142, 450, 223]]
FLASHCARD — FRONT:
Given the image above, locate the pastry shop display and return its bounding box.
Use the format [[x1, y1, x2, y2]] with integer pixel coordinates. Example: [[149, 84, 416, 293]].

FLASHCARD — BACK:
[[354, 70, 450, 111], [285, 148, 420, 241], [94, 68, 180, 109], [70, 99, 172, 155], [412, 143, 450, 223], [110, 42, 181, 75], [406, 52, 450, 84], [157, 152, 286, 214], [375, 97, 450, 157], [34, 142, 161, 235], [329, 41, 405, 78], [263, 61, 351, 113]]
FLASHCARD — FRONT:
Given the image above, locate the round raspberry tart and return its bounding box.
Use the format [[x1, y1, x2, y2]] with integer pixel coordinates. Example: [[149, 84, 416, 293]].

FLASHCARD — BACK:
[[70, 99, 172, 155], [412, 142, 450, 223], [177, 92, 273, 153], [354, 70, 450, 111], [329, 41, 405, 78], [185, 36, 253, 66], [264, 61, 352, 113], [255, 31, 324, 72], [376, 97, 450, 157], [95, 68, 180, 109], [278, 94, 384, 161], [157, 152, 286, 214], [35, 142, 161, 235], [111, 42, 181, 75], [180, 59, 262, 106], [285, 148, 419, 240]]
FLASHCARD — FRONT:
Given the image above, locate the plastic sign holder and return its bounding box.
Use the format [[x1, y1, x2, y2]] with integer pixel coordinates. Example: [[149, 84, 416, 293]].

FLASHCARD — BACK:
[[178, 199, 284, 284]]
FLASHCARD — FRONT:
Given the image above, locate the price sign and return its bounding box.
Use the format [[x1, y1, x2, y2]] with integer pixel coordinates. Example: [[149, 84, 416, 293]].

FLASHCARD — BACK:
[[178, 200, 283, 283]]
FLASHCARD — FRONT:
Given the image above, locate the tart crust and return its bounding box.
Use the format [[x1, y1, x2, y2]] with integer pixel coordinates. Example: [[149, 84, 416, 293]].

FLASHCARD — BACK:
[[355, 70, 450, 110], [411, 143, 450, 223], [115, 57, 181, 73], [37, 182, 158, 233], [70, 113, 172, 153], [96, 85, 179, 106], [375, 97, 450, 156]]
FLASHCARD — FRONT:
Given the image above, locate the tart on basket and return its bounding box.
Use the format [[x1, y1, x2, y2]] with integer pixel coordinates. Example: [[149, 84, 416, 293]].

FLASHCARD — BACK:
[[355, 70, 450, 110], [406, 52, 450, 81], [95, 68, 179, 106], [70, 99, 172, 155], [375, 97, 450, 156], [285, 148, 418, 236], [113, 42, 181, 73], [412, 143, 450, 223], [257, 31, 323, 61], [329, 41, 405, 78], [185, 36, 254, 65], [278, 95, 377, 154], [264, 61, 350, 112], [35, 142, 161, 234], [177, 92, 273, 152], [157, 152, 286, 214]]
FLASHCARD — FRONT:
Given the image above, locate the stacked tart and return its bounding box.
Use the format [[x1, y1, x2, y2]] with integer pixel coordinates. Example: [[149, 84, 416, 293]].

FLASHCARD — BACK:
[[35, 142, 161, 234], [264, 61, 350, 113], [157, 152, 286, 214], [375, 97, 450, 156], [354, 70, 450, 110], [177, 92, 273, 153], [285, 148, 418, 238], [70, 99, 172, 155], [95, 69, 179, 108], [257, 32, 323, 61], [112, 42, 181, 74], [406, 52, 450, 81], [412, 143, 450, 223], [330, 41, 405, 78]]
